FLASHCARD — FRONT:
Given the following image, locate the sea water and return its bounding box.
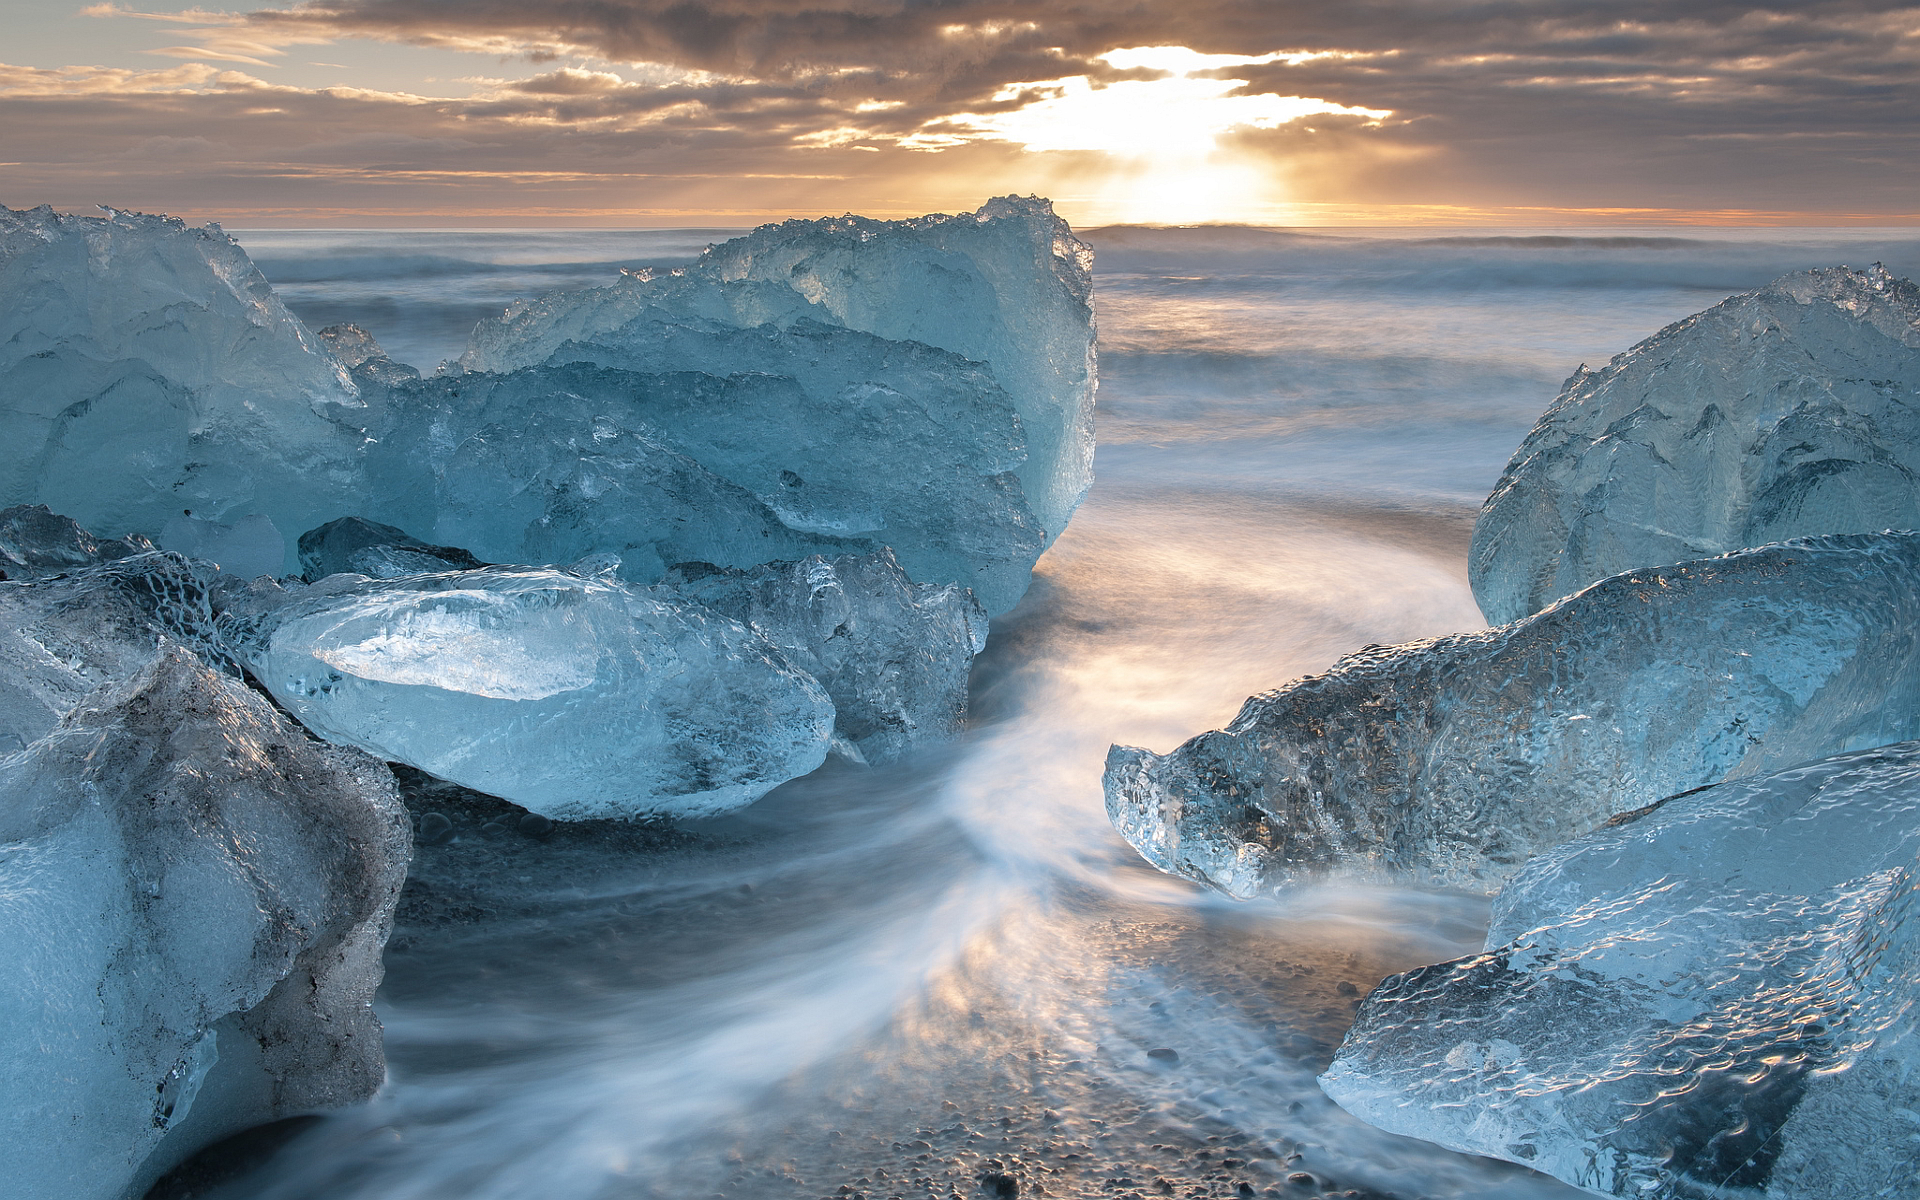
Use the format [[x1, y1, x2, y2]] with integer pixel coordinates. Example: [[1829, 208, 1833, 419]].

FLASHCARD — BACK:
[[195, 224, 1920, 1200]]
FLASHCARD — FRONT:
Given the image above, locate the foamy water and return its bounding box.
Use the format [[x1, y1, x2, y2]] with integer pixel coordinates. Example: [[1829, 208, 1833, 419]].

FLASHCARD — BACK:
[[194, 224, 1920, 1200]]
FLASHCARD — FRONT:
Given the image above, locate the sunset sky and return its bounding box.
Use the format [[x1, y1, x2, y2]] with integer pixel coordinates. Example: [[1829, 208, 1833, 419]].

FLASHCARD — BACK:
[[3, 1, 1917, 227]]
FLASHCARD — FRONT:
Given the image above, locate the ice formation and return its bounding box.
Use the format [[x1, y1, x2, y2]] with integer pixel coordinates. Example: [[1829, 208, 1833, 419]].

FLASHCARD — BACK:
[[362, 362, 1041, 609], [457, 196, 1095, 611], [659, 548, 989, 764], [1105, 531, 1920, 896], [298, 516, 485, 580], [229, 566, 835, 819], [0, 205, 365, 569], [0, 503, 154, 580], [1321, 740, 1920, 1200], [0, 647, 408, 1200], [315, 322, 421, 387], [1471, 265, 1920, 625]]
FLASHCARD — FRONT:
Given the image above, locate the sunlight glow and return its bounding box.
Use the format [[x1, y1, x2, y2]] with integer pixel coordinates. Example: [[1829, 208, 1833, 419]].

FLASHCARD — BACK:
[[904, 46, 1390, 225]]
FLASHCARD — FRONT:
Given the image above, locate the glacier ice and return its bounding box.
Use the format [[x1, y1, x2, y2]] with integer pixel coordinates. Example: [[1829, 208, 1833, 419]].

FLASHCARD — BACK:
[[227, 566, 835, 819], [1320, 740, 1920, 1200], [361, 366, 880, 588], [159, 511, 286, 579], [1105, 530, 1920, 896], [659, 547, 988, 764], [0, 503, 154, 580], [315, 322, 421, 387], [456, 196, 1094, 610], [0, 647, 409, 1200], [0, 205, 366, 570], [298, 516, 485, 580], [1471, 264, 1920, 625]]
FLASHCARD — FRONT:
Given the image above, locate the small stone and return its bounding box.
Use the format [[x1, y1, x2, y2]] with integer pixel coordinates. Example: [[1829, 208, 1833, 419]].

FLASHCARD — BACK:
[[416, 812, 453, 844], [1286, 1174, 1315, 1189], [516, 813, 553, 837], [1146, 1047, 1179, 1063], [1335, 981, 1358, 997]]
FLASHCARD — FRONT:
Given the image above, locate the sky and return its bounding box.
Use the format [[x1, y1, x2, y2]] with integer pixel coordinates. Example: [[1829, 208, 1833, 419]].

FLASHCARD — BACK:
[[1, 1, 1917, 227]]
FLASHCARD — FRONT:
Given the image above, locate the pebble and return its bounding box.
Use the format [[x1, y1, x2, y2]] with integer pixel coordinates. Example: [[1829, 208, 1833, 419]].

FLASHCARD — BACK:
[[416, 812, 453, 844]]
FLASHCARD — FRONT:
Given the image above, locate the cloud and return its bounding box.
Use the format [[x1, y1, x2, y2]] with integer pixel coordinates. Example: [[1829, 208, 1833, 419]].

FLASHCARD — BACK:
[[4, 1, 1917, 223]]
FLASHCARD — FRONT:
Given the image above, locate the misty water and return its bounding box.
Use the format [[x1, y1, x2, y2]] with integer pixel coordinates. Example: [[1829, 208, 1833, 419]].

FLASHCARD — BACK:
[[194, 224, 1920, 1200]]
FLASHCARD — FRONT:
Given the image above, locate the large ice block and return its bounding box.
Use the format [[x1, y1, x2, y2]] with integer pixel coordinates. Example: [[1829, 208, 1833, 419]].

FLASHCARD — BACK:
[[1105, 531, 1920, 896], [229, 566, 835, 819], [0, 647, 409, 1200], [458, 196, 1094, 606], [1471, 265, 1920, 625], [0, 205, 366, 569], [1320, 740, 1920, 1200], [659, 548, 988, 764]]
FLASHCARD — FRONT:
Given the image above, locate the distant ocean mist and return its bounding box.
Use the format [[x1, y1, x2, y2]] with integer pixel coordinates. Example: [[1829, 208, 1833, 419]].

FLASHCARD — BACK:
[[212, 223, 1920, 1200]]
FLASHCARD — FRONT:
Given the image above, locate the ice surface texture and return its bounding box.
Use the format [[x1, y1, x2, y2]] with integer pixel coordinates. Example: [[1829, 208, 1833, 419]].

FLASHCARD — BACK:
[[0, 502, 155, 580], [1105, 531, 1920, 896], [298, 515, 485, 580], [0, 206, 364, 570], [1471, 265, 1920, 625], [233, 566, 834, 819], [363, 360, 1041, 610], [0, 646, 408, 1200], [659, 548, 988, 764], [1321, 740, 1920, 1200], [457, 196, 1094, 612]]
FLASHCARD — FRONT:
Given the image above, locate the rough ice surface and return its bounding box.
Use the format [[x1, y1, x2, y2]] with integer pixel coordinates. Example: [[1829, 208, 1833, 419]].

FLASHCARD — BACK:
[[298, 516, 484, 580], [230, 566, 835, 819], [1105, 530, 1920, 896], [1321, 740, 1920, 1200], [0, 647, 409, 1200], [1471, 265, 1920, 625], [659, 547, 989, 764], [458, 196, 1094, 608], [0, 503, 154, 580], [0, 205, 365, 569], [0, 550, 232, 755], [315, 322, 420, 387]]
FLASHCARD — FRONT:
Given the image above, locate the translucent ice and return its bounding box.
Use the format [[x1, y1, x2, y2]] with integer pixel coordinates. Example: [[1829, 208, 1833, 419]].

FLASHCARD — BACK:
[[231, 566, 834, 819], [458, 197, 1094, 608], [1105, 531, 1920, 896], [659, 548, 988, 764], [1472, 265, 1920, 625], [298, 516, 484, 580], [315, 322, 420, 387], [159, 511, 286, 579], [1320, 740, 1920, 1200], [0, 647, 409, 1200], [0, 205, 366, 568]]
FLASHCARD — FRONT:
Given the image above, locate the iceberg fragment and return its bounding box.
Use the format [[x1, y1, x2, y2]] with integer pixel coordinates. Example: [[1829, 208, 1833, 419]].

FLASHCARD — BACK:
[[0, 503, 154, 579], [1471, 265, 1920, 625], [1105, 531, 1920, 896], [659, 547, 988, 764], [228, 566, 835, 819], [315, 322, 420, 386], [0, 647, 408, 1200], [458, 197, 1098, 552], [1320, 740, 1920, 1200], [298, 516, 485, 580], [0, 205, 366, 568]]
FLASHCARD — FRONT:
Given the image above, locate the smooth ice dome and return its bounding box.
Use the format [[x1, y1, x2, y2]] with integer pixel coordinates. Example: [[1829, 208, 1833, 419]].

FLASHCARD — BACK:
[[231, 566, 835, 819], [1105, 530, 1920, 896], [1471, 264, 1920, 625], [457, 196, 1095, 610], [1321, 741, 1920, 1200], [0, 648, 409, 1200], [659, 548, 988, 764], [0, 205, 366, 569]]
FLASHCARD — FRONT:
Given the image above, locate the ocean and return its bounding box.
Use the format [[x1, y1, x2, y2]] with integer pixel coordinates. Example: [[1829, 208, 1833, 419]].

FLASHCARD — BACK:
[[200, 223, 1920, 1200]]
